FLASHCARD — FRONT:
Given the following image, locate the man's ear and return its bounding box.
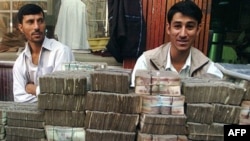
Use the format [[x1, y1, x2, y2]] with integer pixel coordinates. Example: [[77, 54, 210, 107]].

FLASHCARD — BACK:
[[166, 23, 170, 35], [196, 23, 202, 36], [18, 23, 23, 33]]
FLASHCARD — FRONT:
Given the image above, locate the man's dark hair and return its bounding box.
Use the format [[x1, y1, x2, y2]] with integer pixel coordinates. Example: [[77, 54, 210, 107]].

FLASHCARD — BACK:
[[17, 4, 45, 24], [167, 0, 203, 24]]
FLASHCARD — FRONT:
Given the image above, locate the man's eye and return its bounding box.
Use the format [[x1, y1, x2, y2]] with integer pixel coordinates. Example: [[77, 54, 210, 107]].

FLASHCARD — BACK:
[[186, 22, 197, 29], [186, 25, 195, 30], [27, 21, 33, 24], [38, 19, 44, 23], [174, 25, 182, 29]]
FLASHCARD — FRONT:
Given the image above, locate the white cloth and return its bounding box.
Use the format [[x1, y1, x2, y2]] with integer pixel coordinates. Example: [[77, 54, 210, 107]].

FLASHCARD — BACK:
[[54, 0, 90, 50], [13, 37, 75, 103], [131, 49, 223, 87]]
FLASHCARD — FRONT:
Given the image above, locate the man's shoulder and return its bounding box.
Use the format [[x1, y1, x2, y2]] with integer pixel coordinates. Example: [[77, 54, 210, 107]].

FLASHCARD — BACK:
[[191, 47, 208, 59], [45, 38, 64, 47], [44, 37, 70, 51], [143, 43, 170, 55]]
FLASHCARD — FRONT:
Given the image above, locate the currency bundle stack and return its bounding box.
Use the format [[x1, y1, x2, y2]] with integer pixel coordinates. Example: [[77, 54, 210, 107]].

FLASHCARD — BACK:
[[3, 102, 46, 141], [38, 70, 88, 141], [135, 70, 181, 95], [85, 91, 141, 141], [61, 61, 107, 71], [39, 70, 89, 94], [0, 102, 9, 140], [182, 78, 245, 105], [134, 70, 188, 140], [137, 133, 188, 141], [183, 78, 245, 141], [135, 70, 184, 115], [91, 68, 131, 94], [84, 68, 140, 141], [220, 69, 250, 125], [223, 71, 250, 100], [141, 95, 185, 115], [239, 101, 250, 125], [139, 114, 188, 135]]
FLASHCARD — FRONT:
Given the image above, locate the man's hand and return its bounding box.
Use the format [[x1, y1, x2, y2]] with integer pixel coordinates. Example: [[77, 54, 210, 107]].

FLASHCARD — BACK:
[[25, 82, 37, 96]]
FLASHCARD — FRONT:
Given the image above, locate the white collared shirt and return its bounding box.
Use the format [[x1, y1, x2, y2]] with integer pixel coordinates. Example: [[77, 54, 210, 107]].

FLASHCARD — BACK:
[[13, 37, 75, 103], [165, 47, 191, 78]]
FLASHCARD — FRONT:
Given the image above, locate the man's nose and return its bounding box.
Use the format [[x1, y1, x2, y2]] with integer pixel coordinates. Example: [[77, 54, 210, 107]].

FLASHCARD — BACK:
[[33, 21, 39, 29], [180, 27, 187, 37]]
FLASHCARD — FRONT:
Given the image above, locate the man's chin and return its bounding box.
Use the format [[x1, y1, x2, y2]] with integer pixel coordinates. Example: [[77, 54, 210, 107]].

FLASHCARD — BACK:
[[32, 38, 44, 44], [177, 45, 190, 51]]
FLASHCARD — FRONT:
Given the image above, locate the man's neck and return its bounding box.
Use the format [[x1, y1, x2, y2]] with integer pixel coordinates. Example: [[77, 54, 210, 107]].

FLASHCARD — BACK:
[[170, 48, 190, 72], [28, 42, 42, 54]]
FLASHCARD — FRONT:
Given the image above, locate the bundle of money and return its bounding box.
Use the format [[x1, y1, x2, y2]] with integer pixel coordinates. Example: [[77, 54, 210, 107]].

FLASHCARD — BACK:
[[135, 70, 181, 96], [85, 91, 142, 114], [45, 125, 85, 141], [38, 70, 88, 140], [3, 102, 46, 140], [91, 69, 131, 94], [39, 70, 89, 94], [61, 61, 107, 71], [85, 111, 139, 132], [139, 114, 188, 135], [141, 95, 161, 114], [182, 79, 245, 105], [239, 101, 250, 125], [85, 129, 136, 141], [137, 133, 188, 141], [187, 122, 224, 141], [186, 103, 214, 124], [140, 95, 185, 115]]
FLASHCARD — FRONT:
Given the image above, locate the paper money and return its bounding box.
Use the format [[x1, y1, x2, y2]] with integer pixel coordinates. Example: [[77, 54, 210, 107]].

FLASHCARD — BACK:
[[45, 125, 85, 141]]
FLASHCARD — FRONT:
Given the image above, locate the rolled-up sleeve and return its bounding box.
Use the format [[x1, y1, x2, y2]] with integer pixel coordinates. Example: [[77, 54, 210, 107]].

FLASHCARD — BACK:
[[13, 58, 37, 103]]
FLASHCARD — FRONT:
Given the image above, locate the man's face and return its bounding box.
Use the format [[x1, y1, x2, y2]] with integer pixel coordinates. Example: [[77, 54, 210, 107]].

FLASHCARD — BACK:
[[167, 12, 201, 52], [18, 12, 46, 44]]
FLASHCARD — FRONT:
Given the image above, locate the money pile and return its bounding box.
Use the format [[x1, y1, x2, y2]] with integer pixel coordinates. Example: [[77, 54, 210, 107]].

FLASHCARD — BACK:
[[91, 68, 131, 94], [38, 70, 88, 141], [141, 95, 185, 115], [39, 70, 89, 94], [0, 102, 46, 140], [137, 133, 187, 141], [135, 70, 184, 115], [84, 91, 141, 141], [182, 79, 245, 105], [187, 122, 224, 141], [135, 70, 181, 95], [139, 114, 188, 135], [0, 102, 9, 140], [85, 91, 141, 114], [45, 125, 85, 141], [84, 68, 140, 141], [134, 70, 188, 140], [61, 61, 107, 71], [222, 72, 250, 125], [239, 101, 250, 125], [183, 78, 245, 140], [86, 129, 136, 141]]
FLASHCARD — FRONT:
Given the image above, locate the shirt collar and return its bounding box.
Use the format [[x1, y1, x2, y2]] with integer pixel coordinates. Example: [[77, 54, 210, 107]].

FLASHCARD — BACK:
[[165, 46, 191, 72], [23, 37, 51, 57]]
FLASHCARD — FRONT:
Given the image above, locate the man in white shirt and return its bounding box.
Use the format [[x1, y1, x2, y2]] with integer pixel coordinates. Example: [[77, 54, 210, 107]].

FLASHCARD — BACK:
[[13, 4, 75, 103], [131, 1, 223, 87]]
